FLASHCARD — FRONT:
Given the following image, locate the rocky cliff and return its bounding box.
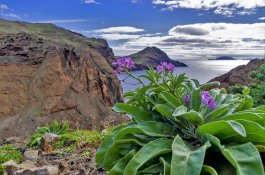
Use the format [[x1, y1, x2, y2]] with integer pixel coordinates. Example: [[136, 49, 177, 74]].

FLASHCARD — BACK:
[[0, 20, 123, 138], [210, 58, 265, 89], [128, 47, 187, 70]]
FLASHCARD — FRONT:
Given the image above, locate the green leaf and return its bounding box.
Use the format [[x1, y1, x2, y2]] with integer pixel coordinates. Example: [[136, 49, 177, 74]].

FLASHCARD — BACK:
[[160, 157, 170, 175], [201, 165, 218, 175], [103, 139, 142, 170], [205, 104, 231, 122], [170, 135, 210, 175], [191, 88, 201, 111], [159, 91, 182, 108], [108, 149, 137, 175], [205, 134, 265, 175], [114, 121, 175, 140], [96, 125, 128, 166], [153, 104, 174, 118], [222, 119, 265, 144], [172, 106, 188, 116], [196, 120, 246, 139], [173, 109, 204, 126], [242, 87, 250, 95], [113, 103, 153, 123], [124, 138, 172, 175], [219, 112, 263, 123]]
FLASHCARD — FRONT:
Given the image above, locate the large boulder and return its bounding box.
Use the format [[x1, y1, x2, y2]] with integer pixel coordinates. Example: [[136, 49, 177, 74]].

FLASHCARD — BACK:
[[0, 20, 123, 138]]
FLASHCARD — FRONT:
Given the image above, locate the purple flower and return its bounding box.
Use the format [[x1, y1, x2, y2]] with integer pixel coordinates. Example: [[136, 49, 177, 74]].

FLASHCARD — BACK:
[[156, 62, 176, 73], [201, 91, 216, 109], [208, 99, 216, 109], [112, 56, 135, 73], [183, 95, 191, 103]]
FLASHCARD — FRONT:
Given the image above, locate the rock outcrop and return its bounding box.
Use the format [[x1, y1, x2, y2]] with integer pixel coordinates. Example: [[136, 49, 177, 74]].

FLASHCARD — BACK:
[[125, 47, 187, 70], [209, 58, 265, 89], [0, 20, 123, 138]]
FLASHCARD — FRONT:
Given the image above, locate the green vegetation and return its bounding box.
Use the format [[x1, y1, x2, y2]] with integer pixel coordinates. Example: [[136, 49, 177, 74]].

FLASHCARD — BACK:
[[28, 121, 70, 147], [96, 66, 265, 175], [0, 19, 106, 48], [0, 145, 23, 175], [230, 63, 265, 106]]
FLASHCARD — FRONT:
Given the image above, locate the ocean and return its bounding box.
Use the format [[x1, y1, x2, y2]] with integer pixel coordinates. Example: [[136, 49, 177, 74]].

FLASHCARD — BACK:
[[118, 59, 250, 92]]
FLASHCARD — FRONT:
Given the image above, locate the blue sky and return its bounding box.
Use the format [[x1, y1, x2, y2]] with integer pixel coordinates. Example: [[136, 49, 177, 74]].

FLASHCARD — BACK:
[[0, 0, 264, 59]]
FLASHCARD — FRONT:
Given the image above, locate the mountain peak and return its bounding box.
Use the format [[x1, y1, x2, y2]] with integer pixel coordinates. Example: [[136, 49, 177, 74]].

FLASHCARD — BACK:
[[127, 46, 187, 70]]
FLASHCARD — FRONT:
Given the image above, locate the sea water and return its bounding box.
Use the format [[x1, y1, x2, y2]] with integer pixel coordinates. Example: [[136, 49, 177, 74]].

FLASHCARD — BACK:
[[118, 60, 250, 92]]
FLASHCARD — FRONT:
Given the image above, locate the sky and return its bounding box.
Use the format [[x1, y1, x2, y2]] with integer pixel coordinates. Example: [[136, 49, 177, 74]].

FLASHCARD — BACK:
[[0, 0, 264, 59]]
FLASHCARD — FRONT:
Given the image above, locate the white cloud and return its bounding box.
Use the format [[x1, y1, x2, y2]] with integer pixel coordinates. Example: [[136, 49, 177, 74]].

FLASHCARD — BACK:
[[152, 0, 265, 16], [94, 26, 145, 33], [131, 0, 141, 3], [0, 4, 8, 10], [99, 33, 141, 41], [0, 4, 22, 20], [259, 17, 265, 20], [109, 23, 265, 59], [37, 19, 90, 23], [4, 13, 22, 19], [83, 0, 98, 4]]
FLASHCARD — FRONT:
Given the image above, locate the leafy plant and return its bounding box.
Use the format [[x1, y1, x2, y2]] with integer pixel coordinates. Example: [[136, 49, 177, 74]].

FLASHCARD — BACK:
[[230, 63, 265, 106], [0, 144, 23, 175], [96, 59, 265, 175], [28, 121, 70, 147]]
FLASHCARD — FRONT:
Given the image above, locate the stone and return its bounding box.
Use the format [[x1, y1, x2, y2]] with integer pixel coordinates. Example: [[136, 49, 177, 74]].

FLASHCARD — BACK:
[[17, 161, 36, 170], [2, 160, 18, 175], [0, 19, 124, 139], [14, 166, 59, 175], [40, 133, 60, 153], [23, 150, 39, 162]]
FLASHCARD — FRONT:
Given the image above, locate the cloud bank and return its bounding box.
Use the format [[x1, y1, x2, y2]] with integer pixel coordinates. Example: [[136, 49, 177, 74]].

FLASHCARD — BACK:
[[152, 0, 265, 17], [91, 23, 265, 59]]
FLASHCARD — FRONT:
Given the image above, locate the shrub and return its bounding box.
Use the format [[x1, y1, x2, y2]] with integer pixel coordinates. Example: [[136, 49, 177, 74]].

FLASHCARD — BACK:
[[96, 58, 265, 175], [230, 63, 265, 106], [0, 144, 23, 175], [28, 121, 70, 147]]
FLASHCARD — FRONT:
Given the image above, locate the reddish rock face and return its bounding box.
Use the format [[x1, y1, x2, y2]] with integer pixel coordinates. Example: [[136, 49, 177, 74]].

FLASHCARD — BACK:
[[0, 31, 123, 138]]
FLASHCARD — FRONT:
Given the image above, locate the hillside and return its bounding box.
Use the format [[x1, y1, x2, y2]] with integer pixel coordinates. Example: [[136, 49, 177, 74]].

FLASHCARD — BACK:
[[0, 19, 123, 138], [210, 58, 265, 89], [128, 47, 187, 70]]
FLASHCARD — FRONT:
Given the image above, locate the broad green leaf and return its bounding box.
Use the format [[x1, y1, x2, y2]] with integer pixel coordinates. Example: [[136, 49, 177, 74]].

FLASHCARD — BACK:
[[218, 112, 263, 124], [109, 149, 136, 175], [173, 110, 204, 126], [153, 104, 174, 118], [160, 157, 170, 175], [171, 135, 210, 175], [96, 125, 128, 166], [103, 139, 142, 170], [191, 88, 201, 111], [201, 165, 218, 175], [221, 119, 265, 144], [114, 121, 175, 140], [159, 91, 182, 108], [256, 105, 265, 111], [196, 120, 246, 139], [137, 163, 162, 175], [242, 87, 250, 95], [172, 106, 188, 116], [205, 104, 231, 122], [113, 103, 153, 123], [205, 134, 265, 175], [124, 138, 172, 175]]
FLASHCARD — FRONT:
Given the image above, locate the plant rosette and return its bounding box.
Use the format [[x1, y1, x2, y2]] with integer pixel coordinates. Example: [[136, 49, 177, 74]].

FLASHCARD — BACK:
[[97, 57, 265, 175]]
